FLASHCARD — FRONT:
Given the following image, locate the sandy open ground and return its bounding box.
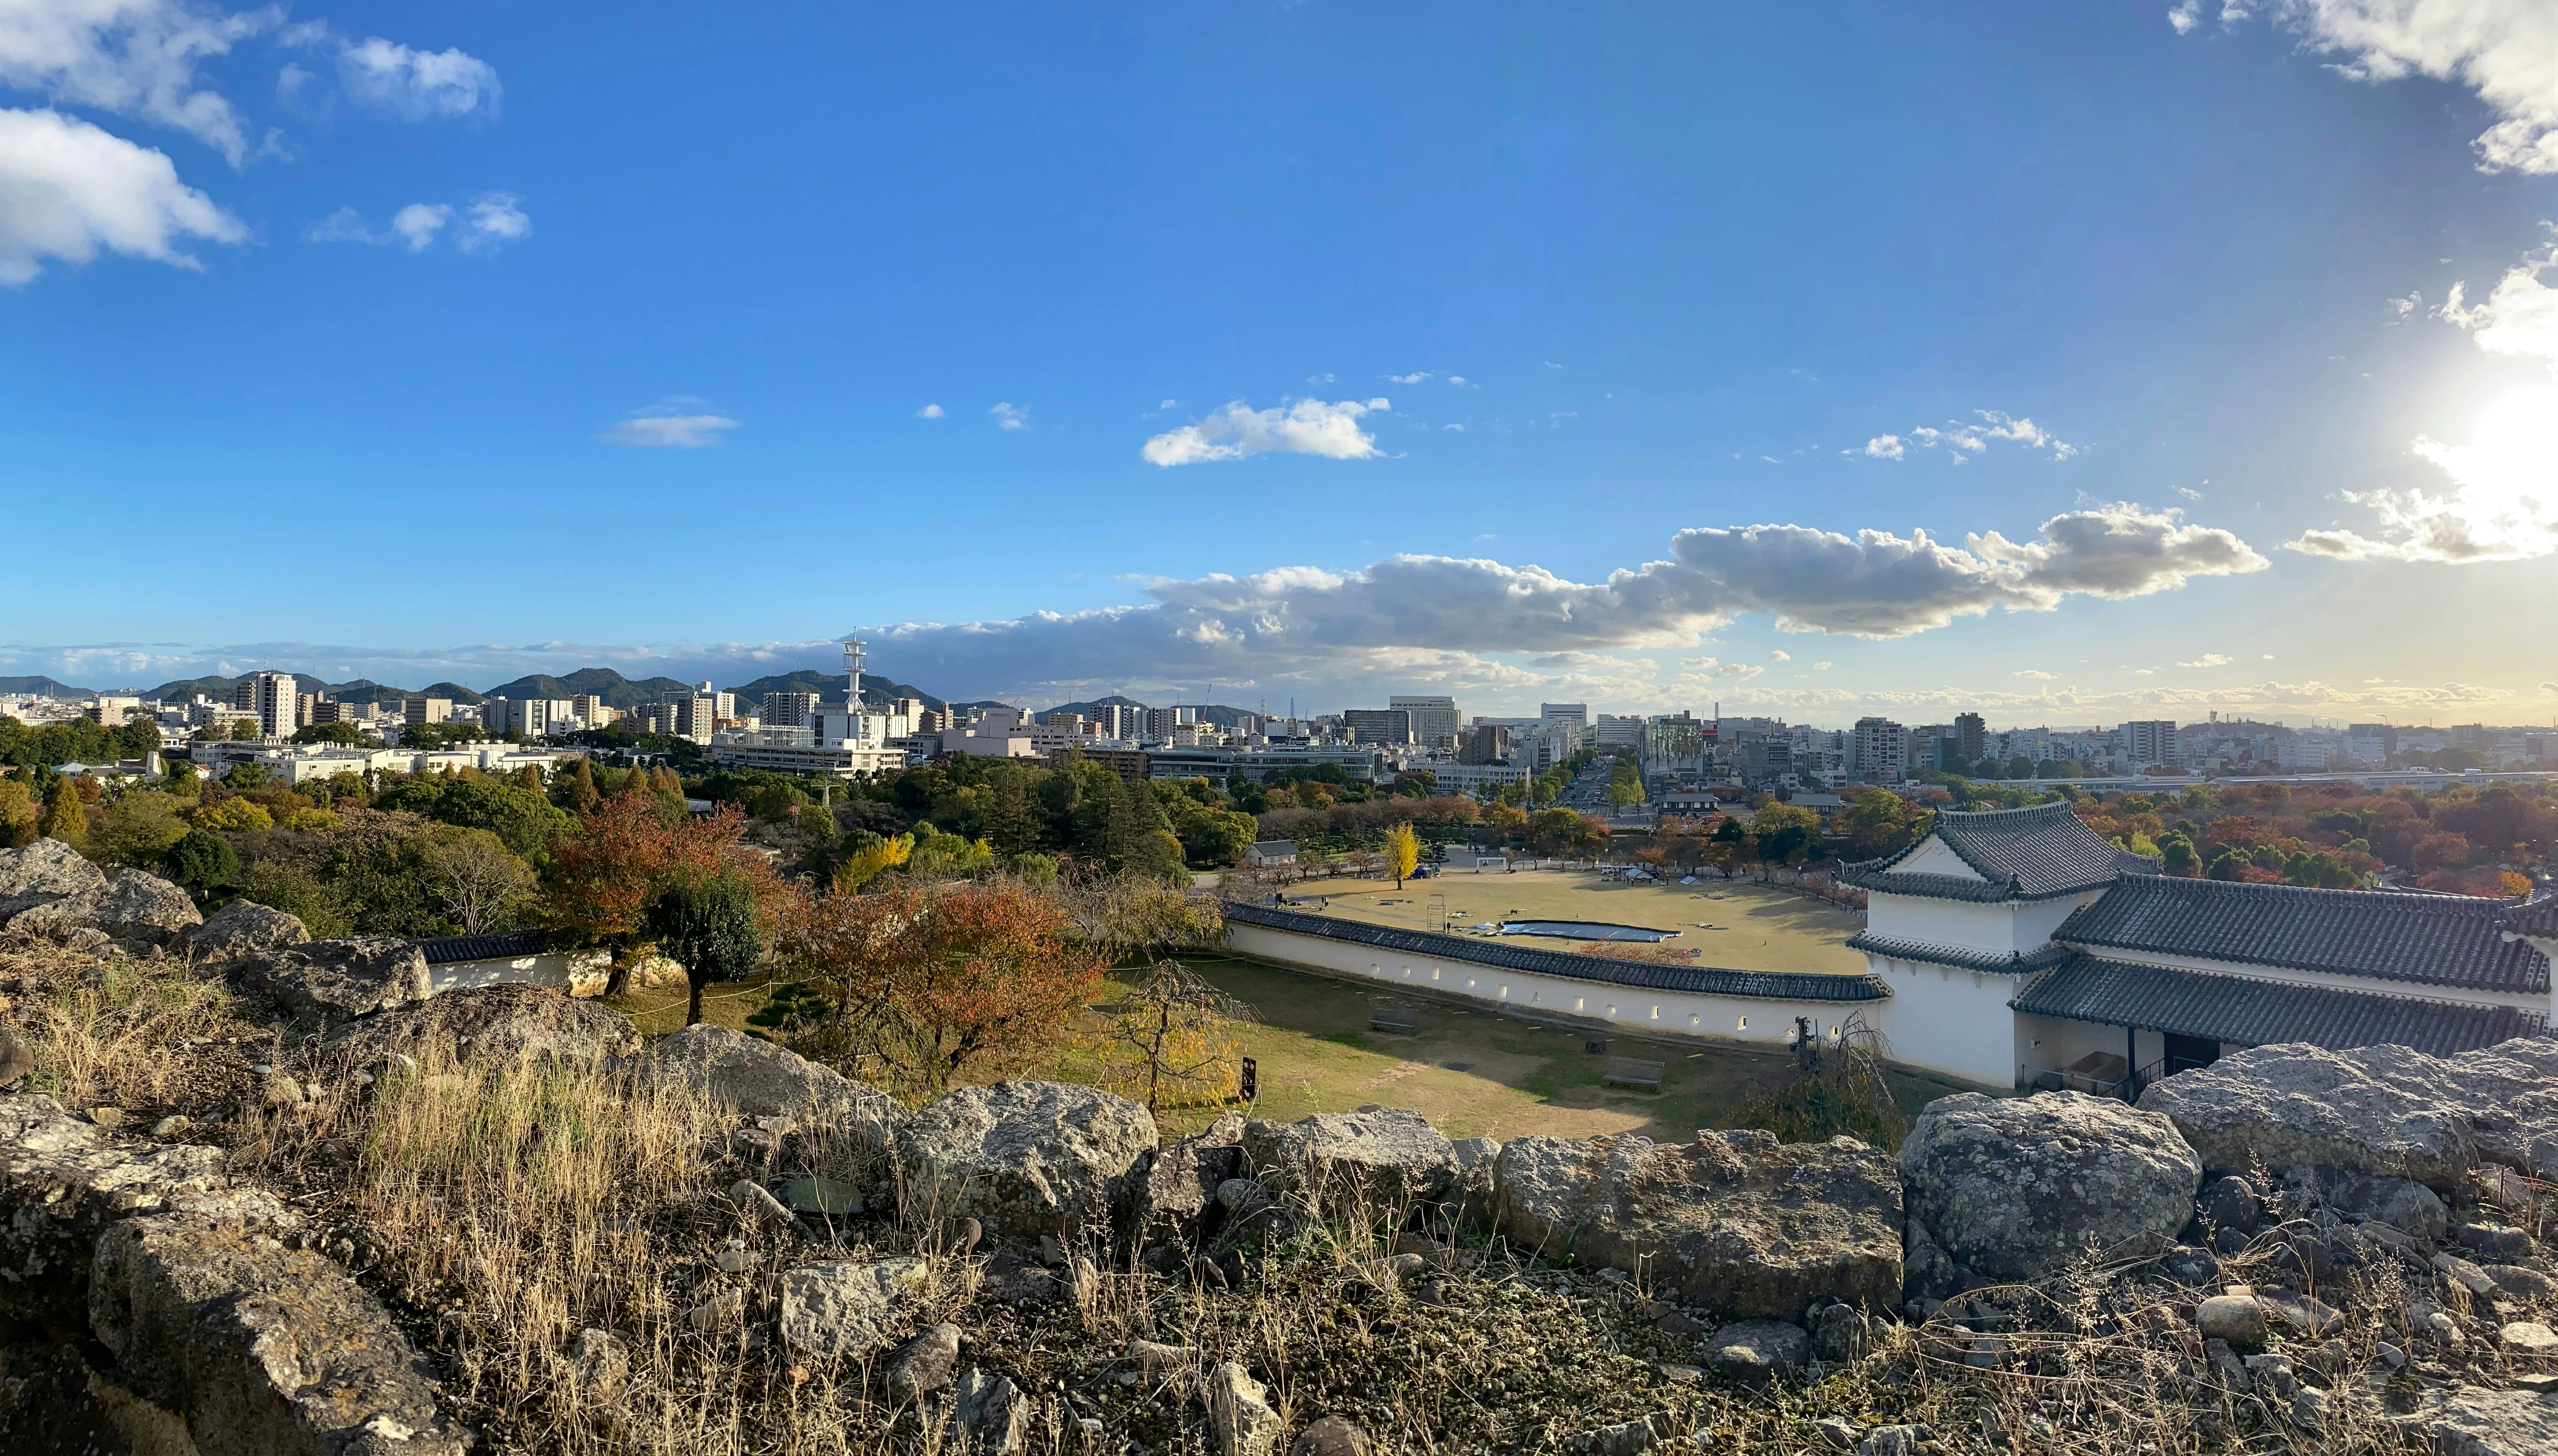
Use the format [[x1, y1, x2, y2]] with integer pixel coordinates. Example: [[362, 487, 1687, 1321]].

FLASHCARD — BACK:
[[1275, 867, 1868, 974]]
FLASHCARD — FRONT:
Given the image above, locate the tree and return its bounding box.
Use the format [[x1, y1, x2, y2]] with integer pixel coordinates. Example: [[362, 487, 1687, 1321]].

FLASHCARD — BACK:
[[291, 722, 364, 745], [1384, 821, 1420, 888], [38, 778, 88, 844], [541, 795, 755, 993], [1087, 960, 1249, 1112], [835, 830, 913, 890], [781, 880, 1107, 1095], [162, 828, 239, 902], [421, 827, 537, 933], [1839, 790, 1926, 860], [228, 720, 262, 741], [1751, 802, 1823, 868], [0, 780, 34, 848], [646, 867, 767, 1025], [2158, 831, 2201, 877], [191, 797, 274, 832], [558, 757, 601, 814]]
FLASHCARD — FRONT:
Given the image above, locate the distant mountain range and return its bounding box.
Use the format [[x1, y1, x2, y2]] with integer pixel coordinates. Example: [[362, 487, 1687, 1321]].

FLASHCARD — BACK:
[[0, 676, 87, 697], [1040, 694, 1256, 728]]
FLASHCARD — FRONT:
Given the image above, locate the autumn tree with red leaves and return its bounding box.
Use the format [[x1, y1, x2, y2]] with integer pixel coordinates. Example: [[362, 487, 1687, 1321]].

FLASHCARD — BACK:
[[543, 793, 777, 996]]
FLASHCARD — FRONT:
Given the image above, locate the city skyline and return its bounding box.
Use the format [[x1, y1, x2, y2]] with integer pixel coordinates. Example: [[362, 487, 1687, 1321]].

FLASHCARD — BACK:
[[5, 3, 2556, 722]]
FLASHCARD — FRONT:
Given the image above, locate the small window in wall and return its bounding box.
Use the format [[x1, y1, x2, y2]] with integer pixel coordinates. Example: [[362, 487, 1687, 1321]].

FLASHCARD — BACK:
[[1738, 1016, 1749, 1031], [1431, 967, 1441, 981], [1605, 1004, 1617, 1018], [1687, 1013, 1699, 1027], [1650, 1005, 1660, 1020], [1574, 997, 1586, 1012]]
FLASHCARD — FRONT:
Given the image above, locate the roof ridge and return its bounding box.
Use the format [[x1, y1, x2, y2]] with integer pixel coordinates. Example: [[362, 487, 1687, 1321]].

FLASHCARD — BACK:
[[1939, 801, 2073, 820], [2141, 875, 2515, 913]]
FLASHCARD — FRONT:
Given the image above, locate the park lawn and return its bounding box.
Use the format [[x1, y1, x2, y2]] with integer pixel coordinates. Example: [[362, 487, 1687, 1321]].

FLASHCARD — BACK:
[[613, 953, 1974, 1143], [1278, 867, 1867, 974]]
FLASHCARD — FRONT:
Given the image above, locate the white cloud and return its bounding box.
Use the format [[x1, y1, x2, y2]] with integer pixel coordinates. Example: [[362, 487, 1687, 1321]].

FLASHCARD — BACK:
[[1543, 360, 1562, 369], [0, 0, 272, 164], [2172, 485, 2204, 500], [305, 205, 371, 243], [390, 201, 448, 251], [1766, 650, 1791, 662], [1857, 411, 2078, 463], [1812, 661, 1832, 670], [2288, 234, 2558, 562], [1442, 423, 1464, 432], [2178, 653, 2232, 667], [915, 403, 945, 420], [1447, 375, 1469, 387], [2167, 1, 2202, 34], [335, 34, 500, 122], [1141, 397, 1390, 467], [1157, 399, 1176, 411], [1386, 371, 1432, 384], [2387, 290, 2420, 319], [990, 402, 1028, 431], [459, 191, 527, 251], [1306, 373, 1334, 384], [2014, 669, 2059, 679], [1678, 656, 1764, 680], [2234, 0, 2558, 174], [0, 105, 241, 284], [603, 402, 739, 448]]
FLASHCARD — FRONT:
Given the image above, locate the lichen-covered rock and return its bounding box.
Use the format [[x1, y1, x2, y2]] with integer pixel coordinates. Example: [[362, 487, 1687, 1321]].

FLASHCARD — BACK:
[[189, 899, 311, 961], [2394, 1384, 2558, 1456], [2136, 1043, 2476, 1189], [1495, 1130, 1902, 1318], [91, 1203, 469, 1456], [1702, 1319, 1808, 1385], [633, 1024, 906, 1190], [229, 937, 431, 1029], [325, 983, 639, 1071], [1898, 1091, 2201, 1280], [2328, 1173, 2449, 1243], [1206, 1360, 1284, 1456], [11, 867, 201, 944], [1140, 1112, 1246, 1246], [1243, 1108, 1458, 1211], [0, 1093, 228, 1325], [0, 839, 107, 924], [778, 1257, 929, 1359], [898, 1080, 1155, 1244]]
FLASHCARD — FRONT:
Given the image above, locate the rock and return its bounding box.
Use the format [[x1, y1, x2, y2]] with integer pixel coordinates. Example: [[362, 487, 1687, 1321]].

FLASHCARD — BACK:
[[1657, 1361, 1702, 1384], [1292, 1414, 1373, 1456], [0, 1026, 31, 1088], [1810, 1302, 1868, 1362], [729, 1178, 798, 1233], [777, 1256, 928, 1359], [1207, 1361, 1284, 1456], [631, 1021, 907, 1175], [977, 1251, 1060, 1306], [897, 1080, 1155, 1245], [1657, 1309, 1706, 1336], [688, 1288, 744, 1330], [2291, 1386, 2331, 1432], [2204, 1337, 2250, 1390], [325, 983, 640, 1071], [2489, 1264, 2557, 1300], [2135, 1042, 2477, 1190], [1813, 1415, 1859, 1450], [1495, 1130, 1902, 1318], [2195, 1295, 2267, 1345], [2505, 1322, 2558, 1357], [1243, 1108, 1459, 1211], [1856, 1426, 1925, 1456], [1902, 1219, 1959, 1302], [0, 1092, 229, 1326], [1448, 1135, 1502, 1216], [261, 1072, 305, 1109], [1580, 1417, 1660, 1455], [86, 1105, 125, 1129], [956, 1368, 1034, 1455], [2210, 1224, 2251, 1256], [883, 1322, 961, 1403], [2244, 1352, 2298, 1400], [12, 867, 202, 944], [2258, 1287, 2343, 1337], [569, 1328, 628, 1390], [2435, 1252, 2502, 1298], [2155, 1245, 2219, 1286], [149, 1115, 188, 1138], [1218, 1177, 1272, 1215], [1898, 1091, 2201, 1281], [188, 899, 310, 961], [90, 1203, 469, 1456], [1127, 1337, 1189, 1382], [2397, 1384, 2558, 1456], [2197, 1174, 2259, 1233], [714, 1240, 751, 1274], [0, 839, 107, 924], [229, 937, 431, 1029], [1702, 1318, 1807, 1385], [1141, 1112, 1246, 1244], [2456, 1223, 2531, 1259], [2330, 1173, 2450, 1242], [780, 1176, 864, 1216]]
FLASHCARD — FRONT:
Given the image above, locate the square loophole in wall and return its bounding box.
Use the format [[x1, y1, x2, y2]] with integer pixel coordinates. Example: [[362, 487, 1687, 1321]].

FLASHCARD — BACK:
[[1585, 1038, 1608, 1056]]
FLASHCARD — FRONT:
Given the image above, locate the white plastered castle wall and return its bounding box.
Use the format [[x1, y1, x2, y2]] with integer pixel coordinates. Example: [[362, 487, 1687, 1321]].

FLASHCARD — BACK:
[[1865, 888, 2102, 957]]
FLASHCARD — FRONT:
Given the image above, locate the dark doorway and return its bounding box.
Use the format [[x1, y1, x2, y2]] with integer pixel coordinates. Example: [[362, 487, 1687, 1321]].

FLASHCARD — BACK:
[[2163, 1033, 2221, 1074]]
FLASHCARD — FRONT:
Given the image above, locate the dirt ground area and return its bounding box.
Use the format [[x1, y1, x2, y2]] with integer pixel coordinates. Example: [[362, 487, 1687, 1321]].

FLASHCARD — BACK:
[[1275, 867, 1868, 973]]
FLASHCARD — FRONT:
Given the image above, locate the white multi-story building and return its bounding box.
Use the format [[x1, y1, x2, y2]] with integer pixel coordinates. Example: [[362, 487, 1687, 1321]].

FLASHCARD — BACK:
[[233, 672, 299, 739], [1418, 759, 1535, 797], [762, 692, 819, 728], [2121, 720, 2179, 769], [1850, 717, 1907, 783], [1389, 695, 1462, 750]]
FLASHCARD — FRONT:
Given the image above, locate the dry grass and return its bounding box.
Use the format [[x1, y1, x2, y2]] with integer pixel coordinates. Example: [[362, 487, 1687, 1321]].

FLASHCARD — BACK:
[[1, 937, 256, 1113]]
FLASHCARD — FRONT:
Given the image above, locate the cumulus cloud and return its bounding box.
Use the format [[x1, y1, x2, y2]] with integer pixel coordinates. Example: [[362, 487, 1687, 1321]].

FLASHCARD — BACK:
[[305, 193, 525, 254], [459, 191, 527, 250], [989, 402, 1028, 431], [1141, 397, 1390, 467], [1766, 650, 1791, 662], [2014, 669, 2059, 679], [916, 403, 944, 419], [2226, 0, 2558, 174], [1679, 657, 1765, 680], [390, 201, 448, 250], [1386, 371, 1431, 384], [2166, 1, 2202, 34], [2178, 653, 2232, 667], [0, 106, 241, 283], [334, 33, 501, 122], [1853, 411, 2078, 463], [603, 401, 739, 448], [2288, 234, 2558, 562], [0, 0, 273, 163]]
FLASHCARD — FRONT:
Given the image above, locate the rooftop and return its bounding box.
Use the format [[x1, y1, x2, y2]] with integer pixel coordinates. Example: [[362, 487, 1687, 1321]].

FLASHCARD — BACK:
[[1845, 801, 2149, 902], [2012, 954, 2543, 1059]]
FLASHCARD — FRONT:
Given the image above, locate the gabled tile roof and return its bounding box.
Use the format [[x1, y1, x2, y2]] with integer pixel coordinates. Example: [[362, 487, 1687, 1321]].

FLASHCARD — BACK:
[[1845, 932, 2075, 976], [413, 929, 550, 964], [1843, 801, 2130, 902], [2505, 895, 2558, 939], [2012, 955, 2544, 1059], [1223, 902, 1889, 1003], [2055, 874, 2549, 995]]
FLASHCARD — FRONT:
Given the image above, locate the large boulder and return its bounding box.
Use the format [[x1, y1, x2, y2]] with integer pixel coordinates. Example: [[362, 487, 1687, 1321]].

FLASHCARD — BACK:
[[630, 1024, 906, 1190], [1140, 1112, 1247, 1247], [91, 1203, 470, 1456], [0, 839, 107, 923], [777, 1256, 929, 1359], [229, 938, 431, 1029], [1495, 1130, 1903, 1318], [0, 1093, 228, 1326], [189, 899, 311, 961], [2448, 1038, 2558, 1178], [324, 983, 640, 1072], [1243, 1108, 1458, 1212], [2135, 1043, 2476, 1190], [8, 867, 201, 944], [897, 1080, 1156, 1245], [1899, 1091, 2202, 1281]]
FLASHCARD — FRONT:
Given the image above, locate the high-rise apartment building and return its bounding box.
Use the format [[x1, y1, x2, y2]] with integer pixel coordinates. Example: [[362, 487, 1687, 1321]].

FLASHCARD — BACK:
[[2121, 719, 2179, 768], [1388, 695, 1462, 750], [403, 696, 456, 725], [236, 671, 298, 739], [762, 692, 820, 728], [1851, 717, 1908, 781], [1954, 712, 1986, 765], [1459, 723, 1511, 764]]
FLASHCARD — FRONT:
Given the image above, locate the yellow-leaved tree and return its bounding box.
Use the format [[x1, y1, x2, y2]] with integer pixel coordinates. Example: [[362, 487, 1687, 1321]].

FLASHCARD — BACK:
[[1384, 820, 1419, 888], [834, 831, 912, 892], [1086, 960, 1249, 1112]]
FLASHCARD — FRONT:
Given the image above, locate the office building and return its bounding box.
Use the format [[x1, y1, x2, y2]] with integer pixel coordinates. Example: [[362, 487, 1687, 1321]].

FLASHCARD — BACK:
[[235, 671, 299, 740], [1851, 717, 1908, 782], [1388, 695, 1462, 750], [403, 696, 456, 725], [1539, 703, 1588, 728], [1954, 712, 1986, 765], [2122, 720, 2179, 769], [762, 692, 820, 729], [1343, 708, 1415, 746]]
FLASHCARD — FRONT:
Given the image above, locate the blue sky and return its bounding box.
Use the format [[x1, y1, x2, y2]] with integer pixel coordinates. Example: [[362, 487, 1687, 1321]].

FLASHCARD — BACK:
[[4, 1, 2555, 725]]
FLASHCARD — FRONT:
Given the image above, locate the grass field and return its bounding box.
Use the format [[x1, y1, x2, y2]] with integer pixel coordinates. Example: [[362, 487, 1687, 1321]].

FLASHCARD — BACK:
[[1278, 867, 1868, 973], [618, 945, 1975, 1143]]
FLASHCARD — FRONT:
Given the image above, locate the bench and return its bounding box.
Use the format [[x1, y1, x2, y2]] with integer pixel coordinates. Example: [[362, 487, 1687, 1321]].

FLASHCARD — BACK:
[[1368, 1003, 1418, 1035], [1602, 1057, 1665, 1092]]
